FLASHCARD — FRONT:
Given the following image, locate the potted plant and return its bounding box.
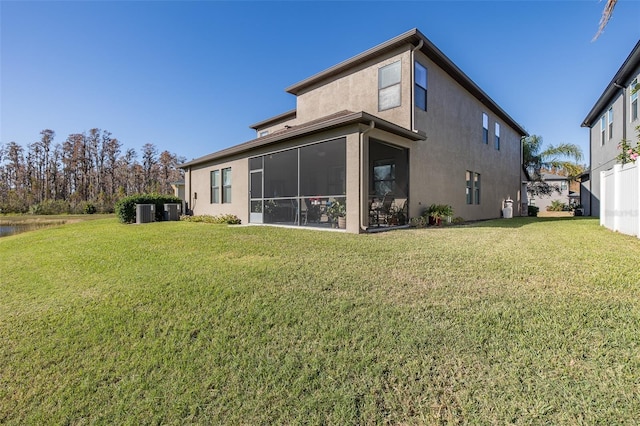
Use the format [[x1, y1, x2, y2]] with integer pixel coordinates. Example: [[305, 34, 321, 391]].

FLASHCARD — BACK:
[[327, 199, 346, 228], [426, 204, 453, 226]]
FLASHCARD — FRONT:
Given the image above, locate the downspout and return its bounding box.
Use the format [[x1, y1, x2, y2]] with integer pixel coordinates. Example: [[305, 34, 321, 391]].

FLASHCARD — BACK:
[[410, 40, 424, 132], [188, 166, 193, 215], [360, 120, 375, 232]]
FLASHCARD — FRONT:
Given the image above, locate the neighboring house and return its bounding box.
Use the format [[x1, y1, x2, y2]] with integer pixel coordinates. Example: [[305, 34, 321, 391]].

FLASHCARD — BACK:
[[581, 40, 640, 218], [528, 173, 572, 212], [180, 28, 527, 233]]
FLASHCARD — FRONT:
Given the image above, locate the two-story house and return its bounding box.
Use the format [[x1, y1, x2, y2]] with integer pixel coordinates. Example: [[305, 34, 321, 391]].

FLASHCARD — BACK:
[[180, 28, 527, 233], [581, 40, 640, 217]]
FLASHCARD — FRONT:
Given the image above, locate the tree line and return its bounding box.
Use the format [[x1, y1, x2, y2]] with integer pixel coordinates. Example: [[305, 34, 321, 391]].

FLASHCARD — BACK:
[[0, 129, 185, 214]]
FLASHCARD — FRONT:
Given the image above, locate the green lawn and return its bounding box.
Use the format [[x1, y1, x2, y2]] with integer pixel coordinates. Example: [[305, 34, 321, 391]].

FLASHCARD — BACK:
[[1, 217, 639, 424]]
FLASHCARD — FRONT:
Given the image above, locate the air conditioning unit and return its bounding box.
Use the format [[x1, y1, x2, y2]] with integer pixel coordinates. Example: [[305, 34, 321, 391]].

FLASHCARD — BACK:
[[136, 204, 155, 224], [163, 203, 181, 221]]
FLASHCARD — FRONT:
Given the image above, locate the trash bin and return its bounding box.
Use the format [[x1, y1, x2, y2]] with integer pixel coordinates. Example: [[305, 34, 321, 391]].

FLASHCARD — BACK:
[[502, 198, 513, 219]]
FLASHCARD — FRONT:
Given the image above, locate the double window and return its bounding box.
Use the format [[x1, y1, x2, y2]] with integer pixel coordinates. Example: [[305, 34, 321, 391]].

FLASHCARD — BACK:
[[415, 62, 427, 111], [210, 168, 232, 203], [466, 171, 481, 204], [379, 61, 401, 111]]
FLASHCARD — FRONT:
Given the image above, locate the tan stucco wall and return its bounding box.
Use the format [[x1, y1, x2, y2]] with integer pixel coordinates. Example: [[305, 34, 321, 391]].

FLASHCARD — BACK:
[[411, 50, 522, 221], [295, 47, 412, 129], [186, 157, 249, 224]]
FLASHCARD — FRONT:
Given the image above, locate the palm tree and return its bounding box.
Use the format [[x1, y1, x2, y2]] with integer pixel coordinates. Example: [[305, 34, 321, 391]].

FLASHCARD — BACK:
[[593, 0, 617, 41], [523, 134, 584, 181]]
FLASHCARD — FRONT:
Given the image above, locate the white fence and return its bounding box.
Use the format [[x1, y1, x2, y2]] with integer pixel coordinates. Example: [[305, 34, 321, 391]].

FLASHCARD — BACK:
[[600, 163, 640, 238]]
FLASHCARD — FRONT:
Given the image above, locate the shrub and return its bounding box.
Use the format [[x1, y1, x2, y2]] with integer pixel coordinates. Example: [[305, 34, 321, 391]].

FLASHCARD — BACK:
[[547, 200, 566, 212], [410, 216, 428, 228], [115, 194, 182, 224], [28, 200, 70, 215], [180, 214, 241, 225], [84, 203, 97, 214], [528, 205, 539, 217]]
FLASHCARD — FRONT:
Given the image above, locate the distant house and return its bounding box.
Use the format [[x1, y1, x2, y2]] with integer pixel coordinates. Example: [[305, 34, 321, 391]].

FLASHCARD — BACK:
[[528, 172, 573, 212], [581, 40, 640, 217], [180, 29, 527, 233]]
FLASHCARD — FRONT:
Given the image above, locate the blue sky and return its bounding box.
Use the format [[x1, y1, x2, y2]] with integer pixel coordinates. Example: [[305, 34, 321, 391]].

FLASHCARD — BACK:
[[1, 1, 639, 164]]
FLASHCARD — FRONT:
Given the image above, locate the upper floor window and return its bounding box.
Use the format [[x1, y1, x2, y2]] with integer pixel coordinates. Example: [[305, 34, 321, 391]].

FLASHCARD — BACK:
[[379, 61, 401, 111], [222, 168, 232, 203], [608, 107, 614, 139], [494, 122, 500, 150], [259, 130, 269, 138], [482, 113, 489, 144], [415, 62, 427, 111], [632, 78, 638, 122], [600, 115, 606, 145]]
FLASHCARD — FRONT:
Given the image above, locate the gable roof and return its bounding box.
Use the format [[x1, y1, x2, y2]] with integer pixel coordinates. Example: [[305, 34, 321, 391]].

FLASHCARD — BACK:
[[180, 111, 426, 168], [286, 28, 527, 137], [582, 39, 640, 127]]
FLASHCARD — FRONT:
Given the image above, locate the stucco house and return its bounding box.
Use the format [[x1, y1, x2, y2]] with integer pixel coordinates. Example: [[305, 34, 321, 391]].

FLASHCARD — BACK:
[[581, 40, 640, 217], [180, 29, 527, 233], [528, 172, 574, 212]]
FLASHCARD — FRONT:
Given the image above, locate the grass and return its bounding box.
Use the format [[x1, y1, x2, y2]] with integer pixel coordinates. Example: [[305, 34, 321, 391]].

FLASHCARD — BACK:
[[1, 217, 639, 424]]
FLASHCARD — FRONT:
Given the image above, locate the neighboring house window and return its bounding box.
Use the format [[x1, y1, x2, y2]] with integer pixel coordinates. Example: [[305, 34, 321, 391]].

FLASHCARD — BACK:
[[608, 107, 614, 139], [415, 62, 427, 111], [494, 123, 500, 150], [466, 171, 481, 204], [210, 170, 220, 204], [379, 61, 401, 111], [632, 78, 638, 122], [259, 130, 269, 137], [482, 113, 489, 144], [600, 115, 606, 145], [561, 181, 568, 191], [222, 168, 232, 203]]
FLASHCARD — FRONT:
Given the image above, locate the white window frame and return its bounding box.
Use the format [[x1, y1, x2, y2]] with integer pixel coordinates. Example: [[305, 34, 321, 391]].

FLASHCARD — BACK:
[[601, 115, 606, 145], [608, 107, 614, 140], [482, 113, 489, 144], [222, 168, 232, 204], [378, 61, 401, 111]]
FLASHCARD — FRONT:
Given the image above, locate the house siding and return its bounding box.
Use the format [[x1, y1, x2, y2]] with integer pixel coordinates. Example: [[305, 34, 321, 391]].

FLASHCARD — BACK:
[[296, 48, 412, 130], [413, 50, 522, 220], [181, 29, 526, 232], [583, 41, 640, 218]]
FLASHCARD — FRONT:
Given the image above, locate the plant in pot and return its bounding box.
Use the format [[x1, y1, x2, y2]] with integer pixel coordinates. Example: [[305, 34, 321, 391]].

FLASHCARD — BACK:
[[426, 203, 453, 226], [327, 199, 346, 228]]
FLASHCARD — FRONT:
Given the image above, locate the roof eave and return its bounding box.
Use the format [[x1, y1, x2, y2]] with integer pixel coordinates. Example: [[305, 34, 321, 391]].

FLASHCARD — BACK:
[[581, 40, 640, 128], [179, 112, 425, 168]]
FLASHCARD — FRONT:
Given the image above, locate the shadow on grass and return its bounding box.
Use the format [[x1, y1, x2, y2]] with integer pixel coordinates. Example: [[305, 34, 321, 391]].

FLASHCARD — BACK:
[[464, 216, 597, 229]]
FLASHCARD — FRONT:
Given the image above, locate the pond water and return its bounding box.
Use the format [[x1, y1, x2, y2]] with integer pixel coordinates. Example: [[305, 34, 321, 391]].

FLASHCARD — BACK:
[[0, 223, 64, 238]]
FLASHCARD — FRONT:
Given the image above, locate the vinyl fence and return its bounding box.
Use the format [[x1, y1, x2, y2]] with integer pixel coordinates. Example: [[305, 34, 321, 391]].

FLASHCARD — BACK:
[[600, 163, 640, 238]]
